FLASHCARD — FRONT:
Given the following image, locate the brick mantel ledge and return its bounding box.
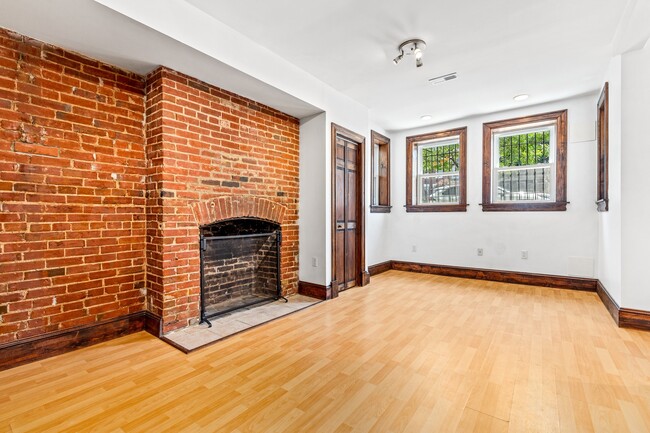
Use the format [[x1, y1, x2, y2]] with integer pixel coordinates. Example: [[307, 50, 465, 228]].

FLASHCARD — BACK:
[[190, 196, 288, 227]]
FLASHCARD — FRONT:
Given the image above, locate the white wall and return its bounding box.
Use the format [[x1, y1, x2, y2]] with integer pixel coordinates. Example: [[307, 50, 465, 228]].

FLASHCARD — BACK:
[[597, 56, 623, 305], [620, 40, 650, 310], [379, 94, 599, 277], [299, 113, 327, 284]]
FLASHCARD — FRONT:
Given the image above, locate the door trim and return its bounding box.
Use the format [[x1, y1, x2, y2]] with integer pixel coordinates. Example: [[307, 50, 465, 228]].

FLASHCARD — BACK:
[[331, 123, 368, 297]]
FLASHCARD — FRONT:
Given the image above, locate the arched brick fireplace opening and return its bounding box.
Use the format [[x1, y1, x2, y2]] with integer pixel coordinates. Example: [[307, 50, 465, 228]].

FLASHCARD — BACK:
[[198, 217, 284, 324]]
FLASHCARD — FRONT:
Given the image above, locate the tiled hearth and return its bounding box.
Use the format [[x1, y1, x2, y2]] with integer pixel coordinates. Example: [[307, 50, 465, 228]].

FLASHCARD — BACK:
[[163, 294, 320, 352]]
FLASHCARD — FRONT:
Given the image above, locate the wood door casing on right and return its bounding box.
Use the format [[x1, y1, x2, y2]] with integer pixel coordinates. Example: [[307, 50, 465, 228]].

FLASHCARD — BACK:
[[331, 124, 366, 296]]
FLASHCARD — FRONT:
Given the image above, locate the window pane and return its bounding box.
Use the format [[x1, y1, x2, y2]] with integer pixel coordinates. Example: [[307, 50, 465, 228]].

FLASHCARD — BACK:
[[421, 142, 459, 174], [420, 174, 460, 204], [372, 142, 379, 206], [496, 167, 551, 201], [498, 130, 550, 167]]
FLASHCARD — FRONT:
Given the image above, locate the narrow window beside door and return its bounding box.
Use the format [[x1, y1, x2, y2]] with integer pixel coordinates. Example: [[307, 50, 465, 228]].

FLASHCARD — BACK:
[[370, 131, 391, 213]]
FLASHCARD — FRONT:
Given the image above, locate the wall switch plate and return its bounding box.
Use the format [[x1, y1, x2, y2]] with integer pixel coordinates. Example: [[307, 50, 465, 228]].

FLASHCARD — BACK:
[[411, 245, 417, 252], [521, 250, 528, 260], [477, 248, 483, 256], [311, 257, 318, 267]]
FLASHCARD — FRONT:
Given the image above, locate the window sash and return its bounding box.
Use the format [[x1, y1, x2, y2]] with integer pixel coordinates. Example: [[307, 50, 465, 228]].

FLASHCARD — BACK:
[[414, 136, 460, 205], [417, 172, 460, 205], [491, 124, 556, 202], [417, 137, 460, 175], [372, 142, 379, 206]]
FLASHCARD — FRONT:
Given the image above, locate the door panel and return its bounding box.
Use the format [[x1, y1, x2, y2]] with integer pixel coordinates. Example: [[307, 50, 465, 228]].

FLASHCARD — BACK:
[[336, 228, 345, 286], [345, 227, 356, 286], [333, 135, 360, 293], [336, 166, 345, 222]]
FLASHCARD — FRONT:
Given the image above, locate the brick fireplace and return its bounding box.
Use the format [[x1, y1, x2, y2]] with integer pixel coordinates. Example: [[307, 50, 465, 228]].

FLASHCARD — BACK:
[[144, 67, 300, 334], [199, 217, 282, 323], [0, 29, 300, 349]]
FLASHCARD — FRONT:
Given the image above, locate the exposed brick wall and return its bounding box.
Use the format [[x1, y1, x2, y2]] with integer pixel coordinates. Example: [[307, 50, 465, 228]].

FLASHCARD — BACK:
[[0, 30, 300, 342], [144, 67, 300, 333], [0, 29, 146, 343]]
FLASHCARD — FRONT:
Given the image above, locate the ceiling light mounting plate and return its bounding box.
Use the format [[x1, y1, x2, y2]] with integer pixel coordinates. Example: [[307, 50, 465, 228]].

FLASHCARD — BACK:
[[393, 39, 427, 67], [398, 39, 426, 55]]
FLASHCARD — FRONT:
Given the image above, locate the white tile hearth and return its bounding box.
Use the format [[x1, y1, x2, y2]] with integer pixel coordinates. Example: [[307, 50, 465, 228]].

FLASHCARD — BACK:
[[162, 294, 320, 352]]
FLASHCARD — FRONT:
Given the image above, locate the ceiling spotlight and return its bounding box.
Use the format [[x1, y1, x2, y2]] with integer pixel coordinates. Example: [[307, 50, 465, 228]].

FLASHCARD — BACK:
[[420, 115, 432, 121], [393, 39, 427, 68], [513, 94, 529, 102]]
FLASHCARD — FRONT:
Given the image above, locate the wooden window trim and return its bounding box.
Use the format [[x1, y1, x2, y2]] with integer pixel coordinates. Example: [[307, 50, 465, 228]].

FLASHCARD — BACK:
[[596, 83, 609, 212], [482, 110, 568, 212], [370, 131, 391, 213], [406, 127, 467, 212]]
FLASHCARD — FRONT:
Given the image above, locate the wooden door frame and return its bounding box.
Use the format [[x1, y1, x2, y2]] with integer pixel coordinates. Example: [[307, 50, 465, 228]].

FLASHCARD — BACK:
[[331, 123, 369, 298]]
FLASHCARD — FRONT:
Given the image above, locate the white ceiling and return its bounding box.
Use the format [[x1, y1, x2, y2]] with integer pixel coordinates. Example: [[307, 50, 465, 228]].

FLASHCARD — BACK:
[[186, 0, 629, 130], [0, 0, 321, 119], [0, 0, 634, 131]]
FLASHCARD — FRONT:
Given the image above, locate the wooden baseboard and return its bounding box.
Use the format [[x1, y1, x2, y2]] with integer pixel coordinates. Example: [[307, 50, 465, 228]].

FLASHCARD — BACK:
[[144, 311, 163, 337], [596, 281, 620, 325], [619, 309, 650, 331], [391, 260, 597, 292], [368, 261, 392, 276], [597, 281, 650, 331], [361, 271, 370, 286], [0, 310, 162, 371], [298, 281, 331, 300]]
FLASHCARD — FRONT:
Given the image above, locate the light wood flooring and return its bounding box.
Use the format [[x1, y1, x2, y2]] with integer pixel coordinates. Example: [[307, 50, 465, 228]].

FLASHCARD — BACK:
[[2, 270, 650, 432]]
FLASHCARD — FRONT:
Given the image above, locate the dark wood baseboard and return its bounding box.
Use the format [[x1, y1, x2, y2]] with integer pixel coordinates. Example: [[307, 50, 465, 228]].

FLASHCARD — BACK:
[[368, 261, 392, 276], [596, 280, 619, 325], [298, 281, 331, 300], [597, 281, 650, 331], [0, 310, 162, 371], [619, 309, 650, 331], [144, 311, 163, 337], [361, 271, 370, 286], [391, 260, 597, 292]]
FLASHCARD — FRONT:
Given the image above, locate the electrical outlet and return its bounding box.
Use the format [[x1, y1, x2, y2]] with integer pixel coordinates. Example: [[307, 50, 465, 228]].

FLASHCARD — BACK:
[[521, 250, 528, 260], [311, 257, 319, 267], [412, 245, 417, 253], [477, 248, 483, 256]]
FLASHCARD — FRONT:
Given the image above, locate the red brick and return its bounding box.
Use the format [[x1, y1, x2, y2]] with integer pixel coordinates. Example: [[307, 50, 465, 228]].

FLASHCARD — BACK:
[[0, 28, 146, 343], [1, 31, 299, 342]]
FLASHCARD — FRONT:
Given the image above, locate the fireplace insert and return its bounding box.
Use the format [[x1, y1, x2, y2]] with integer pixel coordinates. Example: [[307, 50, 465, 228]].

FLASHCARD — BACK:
[[199, 218, 285, 326]]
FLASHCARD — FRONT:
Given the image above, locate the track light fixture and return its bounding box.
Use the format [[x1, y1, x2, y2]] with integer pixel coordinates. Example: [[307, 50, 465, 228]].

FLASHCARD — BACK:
[[392, 39, 427, 68]]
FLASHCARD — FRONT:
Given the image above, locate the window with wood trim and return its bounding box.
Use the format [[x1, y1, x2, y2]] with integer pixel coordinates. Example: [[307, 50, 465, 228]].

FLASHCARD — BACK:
[[596, 83, 609, 212], [406, 127, 467, 212], [370, 131, 391, 213], [482, 110, 567, 212]]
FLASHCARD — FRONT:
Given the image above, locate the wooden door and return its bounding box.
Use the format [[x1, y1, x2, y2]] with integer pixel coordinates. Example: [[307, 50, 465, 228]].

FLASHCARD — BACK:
[[332, 124, 366, 296]]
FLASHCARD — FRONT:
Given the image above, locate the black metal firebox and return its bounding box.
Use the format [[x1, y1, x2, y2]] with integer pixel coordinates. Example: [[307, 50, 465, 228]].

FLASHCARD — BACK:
[[199, 218, 285, 326]]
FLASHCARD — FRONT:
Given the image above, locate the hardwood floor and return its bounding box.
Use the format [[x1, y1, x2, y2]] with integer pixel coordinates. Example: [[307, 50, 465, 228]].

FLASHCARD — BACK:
[[2, 270, 650, 432]]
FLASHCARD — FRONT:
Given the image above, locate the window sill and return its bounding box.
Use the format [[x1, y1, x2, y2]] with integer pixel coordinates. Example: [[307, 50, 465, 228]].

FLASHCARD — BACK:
[[481, 202, 567, 212], [406, 204, 468, 213], [370, 205, 392, 213]]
